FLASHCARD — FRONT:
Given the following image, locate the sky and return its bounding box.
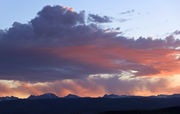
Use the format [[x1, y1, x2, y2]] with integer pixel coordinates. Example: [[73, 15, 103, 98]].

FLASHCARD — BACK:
[[1, 0, 180, 38], [0, 0, 180, 98]]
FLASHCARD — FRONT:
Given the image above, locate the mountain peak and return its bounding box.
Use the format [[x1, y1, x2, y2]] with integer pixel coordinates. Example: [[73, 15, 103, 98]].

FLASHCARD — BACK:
[[28, 93, 58, 100], [64, 94, 80, 98], [0, 96, 19, 101], [103, 94, 128, 98], [42, 93, 57, 96]]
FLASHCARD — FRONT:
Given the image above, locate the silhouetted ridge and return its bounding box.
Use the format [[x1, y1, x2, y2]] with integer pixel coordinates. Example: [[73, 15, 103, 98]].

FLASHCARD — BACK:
[[64, 94, 80, 98], [0, 96, 18, 101], [103, 94, 128, 98], [0, 93, 180, 113], [0, 93, 180, 101], [28, 93, 58, 100]]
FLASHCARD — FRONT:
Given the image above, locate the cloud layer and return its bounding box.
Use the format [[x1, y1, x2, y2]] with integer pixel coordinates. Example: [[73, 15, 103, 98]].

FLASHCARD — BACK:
[[88, 14, 112, 23], [0, 5, 180, 97]]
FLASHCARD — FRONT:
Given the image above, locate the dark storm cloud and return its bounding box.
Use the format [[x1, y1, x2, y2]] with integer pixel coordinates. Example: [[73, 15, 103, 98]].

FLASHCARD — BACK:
[[0, 6, 115, 48], [0, 5, 118, 81], [31, 6, 85, 36], [88, 14, 112, 23], [0, 5, 180, 82], [0, 48, 116, 81]]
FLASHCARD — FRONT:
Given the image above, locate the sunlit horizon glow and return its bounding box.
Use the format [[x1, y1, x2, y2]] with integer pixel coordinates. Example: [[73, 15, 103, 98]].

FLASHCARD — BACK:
[[1, 74, 180, 98], [0, 1, 180, 98]]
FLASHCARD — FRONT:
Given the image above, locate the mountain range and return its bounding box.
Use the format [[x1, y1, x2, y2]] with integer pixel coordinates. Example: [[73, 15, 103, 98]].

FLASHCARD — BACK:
[[0, 93, 180, 114], [1, 93, 180, 101]]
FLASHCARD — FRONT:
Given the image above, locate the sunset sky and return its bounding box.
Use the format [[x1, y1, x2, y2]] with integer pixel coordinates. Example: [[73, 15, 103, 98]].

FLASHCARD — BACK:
[[0, 0, 180, 98]]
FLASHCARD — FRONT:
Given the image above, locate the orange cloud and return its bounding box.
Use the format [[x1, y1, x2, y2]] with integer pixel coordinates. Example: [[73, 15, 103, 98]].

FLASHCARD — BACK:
[[46, 45, 180, 78], [63, 6, 73, 12]]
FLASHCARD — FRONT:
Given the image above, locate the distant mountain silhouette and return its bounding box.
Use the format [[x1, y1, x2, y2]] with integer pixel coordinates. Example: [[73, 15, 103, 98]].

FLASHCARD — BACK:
[[28, 93, 58, 100], [0, 96, 18, 101], [64, 94, 80, 98], [0, 93, 180, 113], [170, 94, 180, 98], [0, 93, 180, 101], [149, 94, 180, 98], [103, 94, 120, 98], [103, 94, 129, 98], [102, 93, 180, 99]]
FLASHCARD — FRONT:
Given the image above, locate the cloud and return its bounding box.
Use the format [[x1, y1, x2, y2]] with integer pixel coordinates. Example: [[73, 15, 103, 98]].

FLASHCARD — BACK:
[[117, 18, 131, 23], [120, 9, 135, 15], [173, 30, 180, 35], [0, 5, 180, 82], [31, 5, 85, 36], [0, 5, 180, 97], [88, 14, 112, 23], [0, 75, 179, 98]]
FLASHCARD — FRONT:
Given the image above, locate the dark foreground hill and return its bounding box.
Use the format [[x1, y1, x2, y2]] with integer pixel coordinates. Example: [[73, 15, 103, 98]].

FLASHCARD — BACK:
[[1, 97, 180, 114], [100, 107, 180, 114]]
